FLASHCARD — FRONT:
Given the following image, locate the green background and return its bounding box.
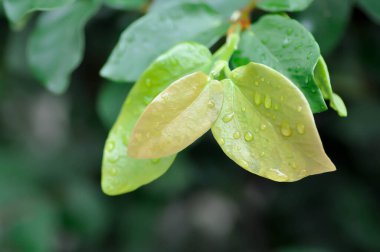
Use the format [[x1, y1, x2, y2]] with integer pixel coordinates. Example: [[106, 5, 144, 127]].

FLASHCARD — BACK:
[[1, 2, 380, 251]]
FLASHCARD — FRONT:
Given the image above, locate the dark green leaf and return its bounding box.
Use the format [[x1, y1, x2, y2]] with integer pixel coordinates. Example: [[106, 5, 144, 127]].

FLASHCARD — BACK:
[[150, 0, 250, 18], [100, 3, 227, 82], [3, 0, 74, 24], [27, 0, 101, 94], [257, 0, 313, 12], [102, 42, 212, 195], [357, 0, 380, 24], [296, 0, 354, 54], [233, 15, 327, 113]]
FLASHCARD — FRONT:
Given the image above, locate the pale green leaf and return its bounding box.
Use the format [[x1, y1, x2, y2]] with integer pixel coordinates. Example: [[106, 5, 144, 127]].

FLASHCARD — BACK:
[[27, 0, 101, 94], [357, 0, 380, 24], [100, 3, 227, 82], [3, 0, 75, 24], [102, 42, 212, 195], [129, 72, 223, 159], [212, 63, 335, 182], [257, 0, 313, 12], [233, 14, 327, 113], [314, 57, 347, 117]]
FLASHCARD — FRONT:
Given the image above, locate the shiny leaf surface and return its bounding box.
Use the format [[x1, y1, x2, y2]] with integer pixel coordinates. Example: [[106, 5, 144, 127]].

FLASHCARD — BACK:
[[27, 0, 100, 94], [257, 0, 313, 12], [102, 42, 212, 195], [233, 14, 327, 113], [101, 3, 227, 82], [129, 72, 223, 158], [212, 63, 335, 182]]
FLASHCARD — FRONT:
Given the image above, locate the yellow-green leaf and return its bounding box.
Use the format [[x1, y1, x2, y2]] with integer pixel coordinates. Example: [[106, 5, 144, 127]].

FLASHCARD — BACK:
[[129, 72, 223, 159], [212, 63, 335, 182], [314, 57, 348, 117], [102, 42, 212, 195]]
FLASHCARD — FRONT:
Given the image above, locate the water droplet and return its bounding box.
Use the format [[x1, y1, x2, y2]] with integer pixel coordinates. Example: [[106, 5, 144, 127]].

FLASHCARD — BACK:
[[297, 106, 303, 112], [106, 141, 115, 151], [264, 95, 272, 109], [241, 107, 246, 112], [267, 168, 288, 182], [296, 123, 305, 134], [281, 122, 292, 137], [255, 81, 260, 86], [244, 131, 254, 142], [151, 159, 161, 164], [282, 38, 291, 48], [260, 124, 267, 130], [219, 138, 225, 145], [109, 155, 120, 163], [260, 152, 265, 157], [240, 160, 249, 169], [233, 131, 241, 139], [254, 93, 262, 105], [223, 112, 235, 123], [208, 100, 215, 108]]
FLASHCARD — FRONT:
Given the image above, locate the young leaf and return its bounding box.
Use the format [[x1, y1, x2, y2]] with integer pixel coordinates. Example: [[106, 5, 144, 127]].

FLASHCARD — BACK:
[[357, 0, 380, 24], [296, 0, 354, 54], [313, 57, 347, 117], [150, 0, 250, 18], [129, 72, 223, 159], [257, 0, 313, 12], [27, 0, 101, 94], [100, 3, 227, 82], [3, 0, 75, 24], [102, 42, 213, 195], [212, 63, 335, 182], [233, 14, 327, 113]]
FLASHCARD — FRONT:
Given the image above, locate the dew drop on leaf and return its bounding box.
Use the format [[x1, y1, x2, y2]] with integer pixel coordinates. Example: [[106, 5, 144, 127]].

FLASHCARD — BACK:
[[222, 112, 235, 123], [244, 131, 254, 142], [208, 100, 216, 108], [106, 141, 115, 151], [233, 131, 241, 139], [264, 95, 272, 109], [281, 122, 292, 137], [296, 123, 305, 135], [254, 92, 262, 105]]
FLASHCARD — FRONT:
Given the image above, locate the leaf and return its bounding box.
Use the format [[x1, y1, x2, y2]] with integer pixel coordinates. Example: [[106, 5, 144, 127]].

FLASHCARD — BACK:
[[257, 0, 313, 12], [102, 42, 212, 195], [27, 0, 101, 94], [150, 0, 250, 18], [296, 0, 354, 54], [233, 15, 327, 113], [104, 0, 146, 10], [129, 72, 223, 159], [3, 0, 75, 24], [100, 3, 227, 82], [313, 57, 347, 117], [357, 0, 380, 24], [96, 82, 132, 129], [212, 63, 335, 182]]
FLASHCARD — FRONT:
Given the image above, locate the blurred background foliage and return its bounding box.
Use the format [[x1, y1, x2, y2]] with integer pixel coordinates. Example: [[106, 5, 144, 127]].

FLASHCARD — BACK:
[[1, 0, 380, 251]]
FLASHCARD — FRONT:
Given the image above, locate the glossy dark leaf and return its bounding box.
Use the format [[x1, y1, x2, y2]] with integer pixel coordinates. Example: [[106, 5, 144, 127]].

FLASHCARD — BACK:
[[100, 3, 227, 82]]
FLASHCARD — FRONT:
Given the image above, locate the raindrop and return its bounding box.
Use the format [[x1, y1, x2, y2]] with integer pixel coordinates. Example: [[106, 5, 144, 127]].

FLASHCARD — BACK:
[[297, 106, 303, 112], [264, 95, 272, 109], [260, 152, 265, 157], [106, 141, 115, 152], [223, 112, 235, 123], [282, 38, 291, 48], [208, 100, 215, 108], [281, 122, 292, 137], [240, 160, 249, 169], [244, 131, 254, 142], [260, 124, 267, 130], [267, 168, 288, 182], [241, 107, 246, 112], [296, 123, 305, 135], [233, 131, 241, 139]]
